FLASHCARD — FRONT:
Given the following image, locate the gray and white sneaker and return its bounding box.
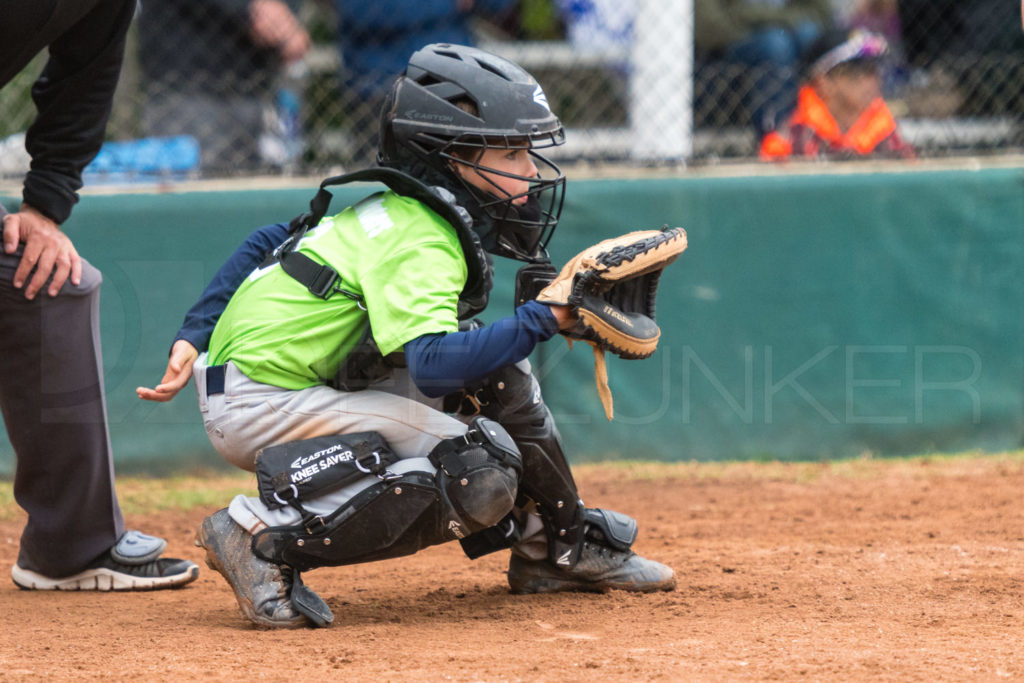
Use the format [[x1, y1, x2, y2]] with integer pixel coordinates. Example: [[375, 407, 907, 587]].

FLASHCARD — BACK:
[[12, 533, 198, 591], [196, 508, 307, 628]]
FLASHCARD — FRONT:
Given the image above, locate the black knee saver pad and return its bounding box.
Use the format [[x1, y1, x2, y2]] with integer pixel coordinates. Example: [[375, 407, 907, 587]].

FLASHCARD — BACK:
[[250, 419, 521, 571], [254, 431, 398, 510]]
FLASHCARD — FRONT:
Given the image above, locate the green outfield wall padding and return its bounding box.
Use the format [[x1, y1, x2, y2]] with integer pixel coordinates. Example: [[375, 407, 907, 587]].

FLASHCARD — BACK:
[[2, 167, 1022, 473]]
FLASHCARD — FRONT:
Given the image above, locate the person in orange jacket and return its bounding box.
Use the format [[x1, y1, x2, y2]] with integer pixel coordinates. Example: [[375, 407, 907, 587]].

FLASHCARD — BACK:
[[760, 28, 915, 160]]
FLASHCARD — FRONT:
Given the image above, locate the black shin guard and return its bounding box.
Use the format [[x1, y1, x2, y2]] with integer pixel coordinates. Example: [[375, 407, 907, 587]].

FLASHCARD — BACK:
[[459, 362, 587, 568], [253, 471, 449, 571]]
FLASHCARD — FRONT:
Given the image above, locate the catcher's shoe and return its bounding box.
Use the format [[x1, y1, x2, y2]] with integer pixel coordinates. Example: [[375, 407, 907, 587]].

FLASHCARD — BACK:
[[12, 532, 198, 591], [196, 508, 306, 628], [507, 544, 676, 595]]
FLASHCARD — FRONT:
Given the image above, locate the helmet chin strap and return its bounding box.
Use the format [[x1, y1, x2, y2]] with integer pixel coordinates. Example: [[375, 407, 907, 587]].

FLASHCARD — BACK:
[[511, 194, 543, 224], [486, 196, 549, 263], [399, 155, 552, 263]]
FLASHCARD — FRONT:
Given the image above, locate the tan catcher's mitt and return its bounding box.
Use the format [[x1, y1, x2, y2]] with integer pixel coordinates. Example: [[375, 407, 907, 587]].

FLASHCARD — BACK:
[[536, 227, 688, 420]]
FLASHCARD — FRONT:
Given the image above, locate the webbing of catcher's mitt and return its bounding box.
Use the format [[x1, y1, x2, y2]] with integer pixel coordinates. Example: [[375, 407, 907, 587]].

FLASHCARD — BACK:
[[536, 227, 688, 420]]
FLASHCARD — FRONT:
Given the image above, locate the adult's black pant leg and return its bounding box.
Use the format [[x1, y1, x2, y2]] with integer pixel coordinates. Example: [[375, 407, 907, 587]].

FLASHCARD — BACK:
[[0, 249, 124, 577]]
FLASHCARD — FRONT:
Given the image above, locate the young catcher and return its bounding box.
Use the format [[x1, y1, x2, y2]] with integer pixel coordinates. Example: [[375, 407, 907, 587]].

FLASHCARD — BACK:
[[139, 43, 681, 627]]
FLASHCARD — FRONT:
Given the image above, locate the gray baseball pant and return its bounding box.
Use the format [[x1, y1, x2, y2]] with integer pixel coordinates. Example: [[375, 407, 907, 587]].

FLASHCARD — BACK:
[[192, 353, 468, 531], [193, 354, 549, 558]]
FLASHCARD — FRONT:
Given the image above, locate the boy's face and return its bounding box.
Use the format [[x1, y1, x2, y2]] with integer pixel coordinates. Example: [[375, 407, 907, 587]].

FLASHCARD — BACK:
[[819, 63, 882, 115], [453, 144, 538, 204]]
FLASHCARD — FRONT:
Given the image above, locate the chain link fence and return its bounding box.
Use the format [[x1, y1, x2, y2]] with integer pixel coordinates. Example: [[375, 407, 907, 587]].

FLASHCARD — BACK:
[[1, 0, 1021, 183]]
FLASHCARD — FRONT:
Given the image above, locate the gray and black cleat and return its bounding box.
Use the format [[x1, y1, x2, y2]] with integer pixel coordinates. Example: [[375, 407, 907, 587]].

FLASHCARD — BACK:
[[507, 546, 676, 594], [196, 508, 308, 628], [507, 508, 676, 594]]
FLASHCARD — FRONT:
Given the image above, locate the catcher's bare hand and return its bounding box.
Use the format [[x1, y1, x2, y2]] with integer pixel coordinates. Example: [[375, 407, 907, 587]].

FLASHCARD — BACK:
[[136, 339, 199, 402], [2, 204, 82, 299], [547, 304, 578, 331]]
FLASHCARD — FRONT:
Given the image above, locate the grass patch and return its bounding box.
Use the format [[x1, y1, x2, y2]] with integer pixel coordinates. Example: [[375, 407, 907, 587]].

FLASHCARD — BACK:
[[1, 450, 1021, 522], [113, 470, 257, 516], [569, 448, 1024, 485], [0, 469, 256, 522], [0, 484, 14, 522]]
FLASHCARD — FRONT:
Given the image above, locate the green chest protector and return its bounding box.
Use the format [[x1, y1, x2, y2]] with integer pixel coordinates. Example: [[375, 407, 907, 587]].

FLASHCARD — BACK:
[[262, 167, 494, 391], [263, 167, 492, 317]]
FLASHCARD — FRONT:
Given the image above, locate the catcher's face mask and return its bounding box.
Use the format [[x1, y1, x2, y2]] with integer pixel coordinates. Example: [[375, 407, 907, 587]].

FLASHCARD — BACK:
[[441, 132, 566, 263]]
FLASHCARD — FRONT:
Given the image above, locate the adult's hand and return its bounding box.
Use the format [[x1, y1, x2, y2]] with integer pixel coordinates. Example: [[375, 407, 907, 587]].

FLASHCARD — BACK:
[[136, 339, 200, 402], [249, 0, 310, 63], [2, 204, 82, 299]]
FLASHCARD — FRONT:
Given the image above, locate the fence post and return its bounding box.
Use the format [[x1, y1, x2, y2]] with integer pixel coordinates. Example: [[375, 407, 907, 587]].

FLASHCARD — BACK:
[[630, 0, 693, 162]]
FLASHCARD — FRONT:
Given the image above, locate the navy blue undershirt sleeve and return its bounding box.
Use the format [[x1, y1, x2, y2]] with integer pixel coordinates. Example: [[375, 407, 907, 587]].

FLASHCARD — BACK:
[[173, 222, 290, 352], [405, 300, 561, 398]]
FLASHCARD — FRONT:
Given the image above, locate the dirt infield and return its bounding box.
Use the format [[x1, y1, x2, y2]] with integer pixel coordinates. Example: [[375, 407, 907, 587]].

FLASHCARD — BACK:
[[3, 455, 1023, 681]]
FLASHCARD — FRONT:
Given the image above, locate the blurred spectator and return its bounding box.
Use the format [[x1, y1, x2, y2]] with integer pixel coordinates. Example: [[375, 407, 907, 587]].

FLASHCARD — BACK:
[[334, 0, 517, 102], [760, 29, 915, 160], [556, 0, 634, 52], [138, 0, 310, 173], [333, 0, 517, 163], [894, 0, 1024, 120], [841, 0, 907, 98], [519, 0, 567, 40], [694, 0, 834, 136], [899, 0, 1024, 64], [844, 0, 900, 44]]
